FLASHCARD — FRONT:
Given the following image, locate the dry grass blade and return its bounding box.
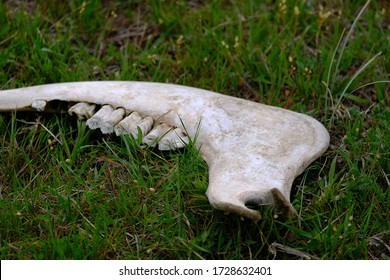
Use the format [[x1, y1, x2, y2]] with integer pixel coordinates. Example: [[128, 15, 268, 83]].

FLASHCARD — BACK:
[[269, 242, 319, 260]]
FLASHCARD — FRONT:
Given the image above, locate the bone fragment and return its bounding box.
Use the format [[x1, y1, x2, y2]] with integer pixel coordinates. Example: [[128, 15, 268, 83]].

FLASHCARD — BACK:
[[114, 112, 153, 139], [142, 122, 172, 147], [68, 102, 96, 119], [31, 100, 47, 111], [158, 127, 189, 150], [0, 81, 330, 221], [86, 105, 125, 134]]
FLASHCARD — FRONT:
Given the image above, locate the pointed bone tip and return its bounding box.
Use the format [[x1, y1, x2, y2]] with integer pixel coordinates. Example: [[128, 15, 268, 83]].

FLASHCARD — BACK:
[[207, 187, 299, 223], [270, 188, 300, 226], [223, 203, 262, 222], [206, 195, 262, 222]]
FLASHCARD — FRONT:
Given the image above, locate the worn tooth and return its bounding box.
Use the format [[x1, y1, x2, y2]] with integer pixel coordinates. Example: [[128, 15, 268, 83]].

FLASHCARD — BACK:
[[135, 116, 154, 138], [86, 105, 126, 133], [86, 105, 114, 130], [68, 102, 96, 119], [158, 127, 189, 151], [114, 113, 154, 138], [113, 111, 154, 138], [142, 122, 172, 147], [114, 111, 142, 136], [103, 107, 126, 134], [100, 107, 126, 134], [31, 100, 47, 111]]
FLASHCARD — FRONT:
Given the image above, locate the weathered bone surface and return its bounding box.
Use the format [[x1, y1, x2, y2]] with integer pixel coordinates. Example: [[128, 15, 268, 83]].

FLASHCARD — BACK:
[[158, 127, 190, 151], [31, 100, 47, 111], [143, 122, 173, 148], [86, 105, 127, 134], [114, 113, 153, 138], [68, 102, 96, 119], [0, 81, 330, 221]]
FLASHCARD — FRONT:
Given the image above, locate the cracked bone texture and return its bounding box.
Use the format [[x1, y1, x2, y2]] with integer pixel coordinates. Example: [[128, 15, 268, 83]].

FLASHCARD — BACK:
[[68, 102, 96, 119], [0, 81, 330, 221]]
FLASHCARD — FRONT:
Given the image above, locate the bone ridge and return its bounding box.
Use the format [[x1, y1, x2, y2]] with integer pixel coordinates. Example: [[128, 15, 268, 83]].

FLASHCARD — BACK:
[[69, 101, 189, 150]]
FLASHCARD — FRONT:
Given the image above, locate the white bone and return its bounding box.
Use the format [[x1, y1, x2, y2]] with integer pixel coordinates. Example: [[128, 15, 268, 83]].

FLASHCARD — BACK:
[[133, 116, 154, 139], [114, 111, 143, 136], [0, 81, 330, 221], [86, 105, 114, 130], [158, 127, 189, 150], [68, 102, 96, 119], [142, 122, 172, 147], [31, 100, 46, 111], [86, 105, 125, 134], [114, 112, 153, 139], [103, 107, 126, 133]]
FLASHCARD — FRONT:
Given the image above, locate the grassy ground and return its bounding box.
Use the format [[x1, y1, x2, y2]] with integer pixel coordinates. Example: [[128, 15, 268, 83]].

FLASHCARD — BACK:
[[0, 0, 389, 259]]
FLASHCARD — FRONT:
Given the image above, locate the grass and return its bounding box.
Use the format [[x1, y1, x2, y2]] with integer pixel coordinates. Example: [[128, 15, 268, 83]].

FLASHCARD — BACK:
[[0, 0, 389, 259]]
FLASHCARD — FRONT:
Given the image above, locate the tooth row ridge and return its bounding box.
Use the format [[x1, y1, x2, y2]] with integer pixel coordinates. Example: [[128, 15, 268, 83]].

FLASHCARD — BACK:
[[68, 102, 189, 150]]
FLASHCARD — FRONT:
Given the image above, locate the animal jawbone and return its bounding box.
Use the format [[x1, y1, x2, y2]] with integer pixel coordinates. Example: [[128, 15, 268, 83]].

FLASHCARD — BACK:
[[0, 81, 330, 222]]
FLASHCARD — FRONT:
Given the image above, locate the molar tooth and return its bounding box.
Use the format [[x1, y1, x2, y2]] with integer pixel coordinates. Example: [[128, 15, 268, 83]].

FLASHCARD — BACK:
[[100, 107, 126, 134], [133, 116, 154, 138], [114, 112, 148, 138], [68, 102, 96, 119], [142, 122, 172, 147], [31, 100, 47, 111], [86, 105, 114, 131], [86, 105, 126, 133], [158, 127, 189, 150]]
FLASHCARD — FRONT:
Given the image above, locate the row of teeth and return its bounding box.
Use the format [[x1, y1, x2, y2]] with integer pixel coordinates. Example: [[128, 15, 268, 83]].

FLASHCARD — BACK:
[[32, 100, 189, 151]]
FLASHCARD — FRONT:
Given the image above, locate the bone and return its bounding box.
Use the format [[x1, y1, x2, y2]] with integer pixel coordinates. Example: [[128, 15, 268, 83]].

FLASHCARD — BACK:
[[158, 127, 189, 150], [86, 105, 114, 130], [0, 81, 330, 222], [142, 122, 172, 147], [136, 116, 154, 138], [31, 100, 47, 111], [86, 105, 126, 134], [68, 102, 96, 119], [114, 111, 142, 136], [114, 112, 153, 139]]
